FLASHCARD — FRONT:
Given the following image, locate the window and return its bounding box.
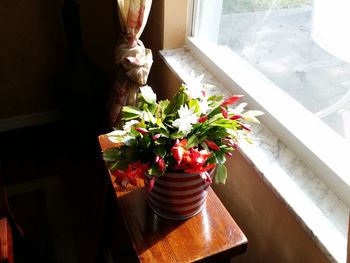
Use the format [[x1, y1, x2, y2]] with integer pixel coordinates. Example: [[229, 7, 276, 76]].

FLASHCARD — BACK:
[[187, 0, 350, 206]]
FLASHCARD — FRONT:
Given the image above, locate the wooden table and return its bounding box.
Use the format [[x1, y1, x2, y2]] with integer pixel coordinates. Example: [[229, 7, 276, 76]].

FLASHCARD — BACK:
[[99, 134, 248, 263]]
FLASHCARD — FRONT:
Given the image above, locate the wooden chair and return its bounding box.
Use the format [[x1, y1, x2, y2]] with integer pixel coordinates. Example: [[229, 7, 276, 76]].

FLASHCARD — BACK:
[[0, 169, 47, 263], [0, 174, 23, 263], [0, 217, 13, 263]]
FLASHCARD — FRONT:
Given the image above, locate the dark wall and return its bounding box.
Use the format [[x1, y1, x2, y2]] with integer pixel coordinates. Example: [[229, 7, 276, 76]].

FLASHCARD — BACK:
[[0, 0, 115, 120], [0, 0, 64, 118]]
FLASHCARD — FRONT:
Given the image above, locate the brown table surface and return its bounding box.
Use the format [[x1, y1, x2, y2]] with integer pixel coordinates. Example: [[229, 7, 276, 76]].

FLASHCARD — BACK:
[[99, 134, 248, 263]]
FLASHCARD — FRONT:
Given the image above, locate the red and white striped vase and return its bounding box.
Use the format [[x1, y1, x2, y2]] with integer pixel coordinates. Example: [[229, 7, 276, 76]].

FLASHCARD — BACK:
[[144, 169, 215, 220]]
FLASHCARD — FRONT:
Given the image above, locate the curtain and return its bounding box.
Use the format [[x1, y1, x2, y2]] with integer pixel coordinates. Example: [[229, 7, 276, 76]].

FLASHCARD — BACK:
[[108, 0, 153, 128]]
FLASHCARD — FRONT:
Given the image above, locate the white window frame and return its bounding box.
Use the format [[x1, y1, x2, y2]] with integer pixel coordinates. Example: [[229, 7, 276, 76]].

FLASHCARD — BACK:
[[186, 0, 350, 206]]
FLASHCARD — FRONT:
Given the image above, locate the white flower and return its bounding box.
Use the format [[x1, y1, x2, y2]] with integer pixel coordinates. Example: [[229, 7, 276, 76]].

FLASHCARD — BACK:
[[173, 105, 198, 135], [198, 98, 211, 114], [140, 85, 156, 104], [184, 71, 204, 99], [123, 120, 139, 131]]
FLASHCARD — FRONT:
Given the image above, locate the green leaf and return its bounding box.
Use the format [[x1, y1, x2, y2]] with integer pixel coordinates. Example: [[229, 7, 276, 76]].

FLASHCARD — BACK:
[[213, 150, 226, 164], [107, 131, 137, 146], [156, 118, 167, 130], [158, 100, 170, 109], [142, 109, 156, 124], [222, 146, 234, 152], [186, 134, 199, 149], [207, 94, 224, 102], [170, 131, 184, 139], [146, 102, 158, 115], [148, 165, 163, 177], [215, 164, 227, 184], [207, 106, 222, 118], [198, 135, 208, 143], [149, 127, 170, 137], [209, 119, 235, 126], [188, 99, 200, 113], [122, 106, 141, 115], [206, 154, 216, 164], [103, 148, 122, 162], [200, 141, 209, 151], [165, 90, 188, 115], [223, 128, 238, 137], [189, 123, 202, 134], [204, 128, 230, 139], [140, 134, 152, 148], [154, 146, 167, 158], [157, 100, 170, 119], [154, 137, 169, 145], [110, 160, 128, 171], [243, 110, 264, 122], [122, 113, 139, 121]]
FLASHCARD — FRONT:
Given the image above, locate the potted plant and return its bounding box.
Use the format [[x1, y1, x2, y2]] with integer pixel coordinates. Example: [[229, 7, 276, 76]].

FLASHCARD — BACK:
[[102, 74, 263, 219]]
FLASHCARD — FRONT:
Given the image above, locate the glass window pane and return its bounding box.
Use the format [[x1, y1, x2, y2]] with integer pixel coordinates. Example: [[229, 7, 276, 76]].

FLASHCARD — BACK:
[[196, 0, 350, 141]]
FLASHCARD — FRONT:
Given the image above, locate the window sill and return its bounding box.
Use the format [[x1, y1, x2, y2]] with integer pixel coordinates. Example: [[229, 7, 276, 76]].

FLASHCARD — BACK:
[[159, 47, 349, 263]]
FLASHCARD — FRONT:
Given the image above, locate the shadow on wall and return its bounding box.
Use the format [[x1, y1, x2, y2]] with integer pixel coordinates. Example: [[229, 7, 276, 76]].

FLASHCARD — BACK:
[[212, 153, 331, 263]]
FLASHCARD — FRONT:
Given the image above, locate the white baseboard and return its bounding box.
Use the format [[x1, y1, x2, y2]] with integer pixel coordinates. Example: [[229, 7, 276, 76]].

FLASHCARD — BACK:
[[0, 110, 61, 132]]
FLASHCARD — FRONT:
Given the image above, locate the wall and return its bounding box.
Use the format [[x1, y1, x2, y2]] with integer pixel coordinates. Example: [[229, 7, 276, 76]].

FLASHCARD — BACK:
[[212, 154, 331, 263], [0, 0, 114, 123], [142, 0, 184, 100], [0, 0, 64, 119]]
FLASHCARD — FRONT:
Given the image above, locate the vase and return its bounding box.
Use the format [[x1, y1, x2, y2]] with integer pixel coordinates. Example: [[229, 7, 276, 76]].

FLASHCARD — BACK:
[[144, 170, 215, 220]]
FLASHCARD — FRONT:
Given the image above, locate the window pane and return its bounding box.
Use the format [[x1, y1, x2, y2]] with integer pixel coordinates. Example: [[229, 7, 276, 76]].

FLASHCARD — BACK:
[[196, 0, 350, 141]]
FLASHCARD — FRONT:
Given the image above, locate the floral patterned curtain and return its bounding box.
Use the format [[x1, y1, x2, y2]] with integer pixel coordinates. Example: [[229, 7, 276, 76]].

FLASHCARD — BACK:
[[108, 0, 153, 128]]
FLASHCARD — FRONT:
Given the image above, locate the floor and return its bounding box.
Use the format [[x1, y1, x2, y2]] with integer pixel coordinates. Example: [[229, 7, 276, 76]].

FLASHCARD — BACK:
[[0, 121, 136, 262]]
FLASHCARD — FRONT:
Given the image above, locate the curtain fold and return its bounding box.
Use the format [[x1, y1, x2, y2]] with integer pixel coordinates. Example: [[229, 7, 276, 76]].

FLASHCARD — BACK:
[[108, 0, 153, 128]]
